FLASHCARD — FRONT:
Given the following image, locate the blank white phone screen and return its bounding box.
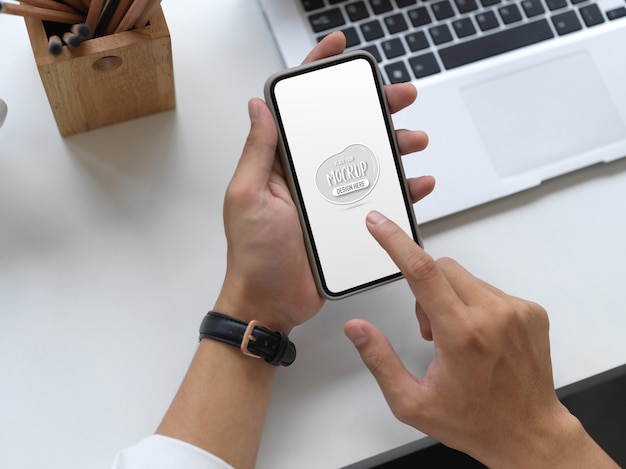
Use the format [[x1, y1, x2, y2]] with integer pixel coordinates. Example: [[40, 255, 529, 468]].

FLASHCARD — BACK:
[[273, 57, 415, 296]]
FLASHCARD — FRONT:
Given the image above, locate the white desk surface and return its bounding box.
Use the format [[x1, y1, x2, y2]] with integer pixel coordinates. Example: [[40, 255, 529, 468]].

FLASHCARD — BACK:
[[1, 1, 625, 468]]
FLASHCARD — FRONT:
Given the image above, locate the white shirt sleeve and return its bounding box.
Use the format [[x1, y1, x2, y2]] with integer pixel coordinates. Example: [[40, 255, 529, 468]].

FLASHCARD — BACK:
[[111, 434, 234, 469]]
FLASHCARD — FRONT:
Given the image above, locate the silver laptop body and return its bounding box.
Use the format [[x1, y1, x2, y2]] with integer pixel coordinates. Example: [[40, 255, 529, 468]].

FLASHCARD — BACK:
[[259, 0, 626, 222]]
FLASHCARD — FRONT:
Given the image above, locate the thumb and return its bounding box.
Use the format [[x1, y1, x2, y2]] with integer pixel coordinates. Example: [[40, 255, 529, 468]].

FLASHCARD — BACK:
[[344, 319, 423, 424], [233, 98, 279, 188]]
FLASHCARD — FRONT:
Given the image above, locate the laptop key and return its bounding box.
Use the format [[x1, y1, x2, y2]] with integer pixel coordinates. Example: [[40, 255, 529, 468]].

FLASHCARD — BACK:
[[521, 0, 545, 17], [432, 0, 456, 20], [385, 61, 411, 83], [369, 0, 394, 15], [361, 19, 385, 40], [455, 0, 479, 13], [453, 18, 477, 38], [382, 38, 407, 59], [384, 13, 409, 34], [341, 27, 361, 47], [579, 4, 604, 26], [607, 7, 626, 20], [346, 1, 370, 22], [361, 44, 383, 62], [438, 19, 554, 69], [406, 31, 430, 51], [301, 0, 325, 12], [407, 6, 433, 27], [476, 10, 500, 30], [429, 24, 454, 44], [551, 11, 582, 34], [409, 53, 441, 78], [499, 4, 523, 24], [308, 8, 345, 33], [545, 0, 568, 11]]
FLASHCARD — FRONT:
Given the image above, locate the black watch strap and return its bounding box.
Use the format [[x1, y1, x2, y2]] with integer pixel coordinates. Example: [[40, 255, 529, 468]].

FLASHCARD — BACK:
[[198, 311, 296, 367]]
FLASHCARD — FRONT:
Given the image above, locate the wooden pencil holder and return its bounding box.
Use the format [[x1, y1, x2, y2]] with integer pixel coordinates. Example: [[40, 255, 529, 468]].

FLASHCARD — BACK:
[[24, 7, 176, 137]]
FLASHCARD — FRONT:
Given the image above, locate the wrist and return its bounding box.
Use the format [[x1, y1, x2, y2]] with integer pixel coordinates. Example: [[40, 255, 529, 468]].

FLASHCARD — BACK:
[[214, 277, 295, 334], [483, 404, 618, 468], [157, 337, 276, 468], [199, 311, 296, 367]]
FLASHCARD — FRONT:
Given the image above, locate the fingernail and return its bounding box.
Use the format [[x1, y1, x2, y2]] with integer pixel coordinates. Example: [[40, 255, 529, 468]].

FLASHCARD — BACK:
[[366, 210, 387, 226], [248, 99, 260, 122], [346, 323, 368, 347]]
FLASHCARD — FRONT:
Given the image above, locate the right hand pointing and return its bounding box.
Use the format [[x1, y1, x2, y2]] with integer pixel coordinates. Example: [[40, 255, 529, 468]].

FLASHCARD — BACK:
[[344, 210, 618, 468]]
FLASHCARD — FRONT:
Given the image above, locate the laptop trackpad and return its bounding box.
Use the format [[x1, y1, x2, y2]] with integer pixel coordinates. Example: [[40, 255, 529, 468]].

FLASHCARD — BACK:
[[462, 52, 626, 178]]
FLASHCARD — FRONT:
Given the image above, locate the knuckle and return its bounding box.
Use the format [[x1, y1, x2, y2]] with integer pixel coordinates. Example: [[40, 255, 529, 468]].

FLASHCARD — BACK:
[[436, 256, 460, 272], [225, 176, 256, 208], [391, 394, 420, 425], [522, 300, 550, 330], [458, 319, 491, 353], [404, 250, 439, 283]]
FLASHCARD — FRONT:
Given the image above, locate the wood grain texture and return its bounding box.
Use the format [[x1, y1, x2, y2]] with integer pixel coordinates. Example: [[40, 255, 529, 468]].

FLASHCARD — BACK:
[[24, 6, 175, 136]]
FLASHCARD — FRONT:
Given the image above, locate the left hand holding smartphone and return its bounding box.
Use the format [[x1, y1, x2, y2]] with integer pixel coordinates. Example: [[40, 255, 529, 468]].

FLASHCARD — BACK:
[[155, 32, 433, 469], [214, 31, 431, 332]]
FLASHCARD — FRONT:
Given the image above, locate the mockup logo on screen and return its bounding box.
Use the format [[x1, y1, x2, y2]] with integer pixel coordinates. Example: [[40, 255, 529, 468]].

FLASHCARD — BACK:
[[314, 144, 380, 205]]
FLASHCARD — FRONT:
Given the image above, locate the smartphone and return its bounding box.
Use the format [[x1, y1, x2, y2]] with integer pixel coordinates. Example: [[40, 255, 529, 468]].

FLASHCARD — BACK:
[[264, 51, 422, 299]]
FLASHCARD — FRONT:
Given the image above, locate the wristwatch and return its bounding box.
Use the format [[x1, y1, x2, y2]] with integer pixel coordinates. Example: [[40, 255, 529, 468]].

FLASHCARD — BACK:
[[198, 311, 296, 367]]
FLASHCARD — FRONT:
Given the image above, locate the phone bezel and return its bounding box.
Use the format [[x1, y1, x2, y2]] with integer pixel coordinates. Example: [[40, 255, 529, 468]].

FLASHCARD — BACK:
[[264, 51, 422, 299]]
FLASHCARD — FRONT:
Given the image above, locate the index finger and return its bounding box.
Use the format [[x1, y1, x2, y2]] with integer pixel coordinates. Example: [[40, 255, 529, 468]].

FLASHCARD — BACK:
[[301, 31, 346, 64], [365, 210, 464, 322]]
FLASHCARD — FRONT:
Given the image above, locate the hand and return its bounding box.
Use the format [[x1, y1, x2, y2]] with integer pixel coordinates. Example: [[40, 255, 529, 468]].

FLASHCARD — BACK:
[[214, 32, 434, 333], [156, 33, 436, 469], [345, 211, 617, 468]]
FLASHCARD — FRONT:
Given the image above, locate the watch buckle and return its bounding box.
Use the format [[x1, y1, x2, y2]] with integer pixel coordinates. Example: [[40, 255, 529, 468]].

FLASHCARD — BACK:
[[240, 320, 262, 359]]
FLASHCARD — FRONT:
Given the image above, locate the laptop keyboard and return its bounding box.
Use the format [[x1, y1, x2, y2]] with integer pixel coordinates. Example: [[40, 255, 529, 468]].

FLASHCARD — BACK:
[[301, 0, 626, 83]]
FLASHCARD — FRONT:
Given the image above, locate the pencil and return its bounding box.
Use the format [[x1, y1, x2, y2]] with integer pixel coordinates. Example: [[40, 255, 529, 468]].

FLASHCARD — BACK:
[[103, 0, 133, 36], [85, 0, 105, 38], [18, 0, 78, 14], [71, 22, 91, 40], [0, 1, 85, 24], [63, 30, 81, 48], [57, 0, 87, 14], [48, 34, 63, 55], [114, 0, 149, 33], [133, 0, 161, 28]]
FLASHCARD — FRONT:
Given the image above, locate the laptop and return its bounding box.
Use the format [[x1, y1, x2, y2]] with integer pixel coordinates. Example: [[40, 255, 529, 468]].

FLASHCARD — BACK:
[[343, 364, 626, 467], [258, 0, 626, 222]]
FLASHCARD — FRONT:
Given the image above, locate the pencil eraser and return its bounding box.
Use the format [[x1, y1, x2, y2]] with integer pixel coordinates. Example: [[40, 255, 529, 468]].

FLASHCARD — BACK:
[[63, 33, 81, 49], [48, 40, 63, 56], [73, 23, 91, 40]]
